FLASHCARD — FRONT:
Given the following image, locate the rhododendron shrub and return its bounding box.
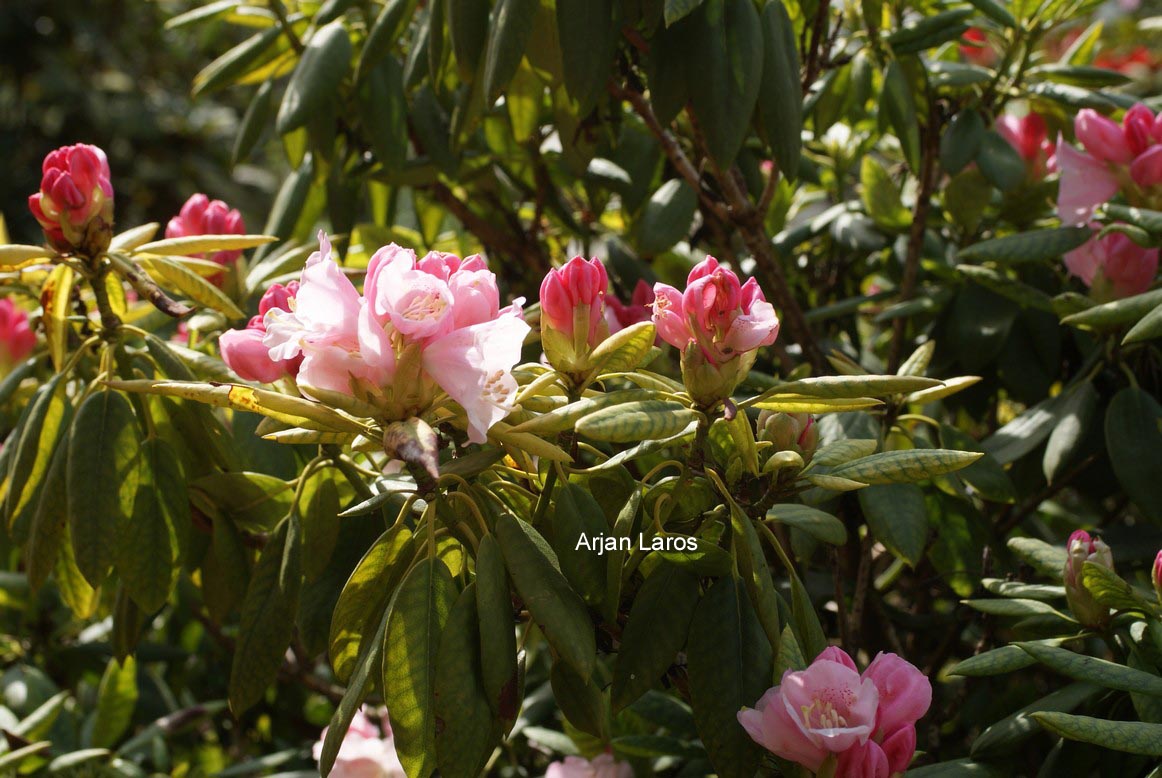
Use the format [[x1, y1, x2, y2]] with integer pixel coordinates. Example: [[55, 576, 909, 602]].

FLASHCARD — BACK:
[[3, 0, 1162, 774]]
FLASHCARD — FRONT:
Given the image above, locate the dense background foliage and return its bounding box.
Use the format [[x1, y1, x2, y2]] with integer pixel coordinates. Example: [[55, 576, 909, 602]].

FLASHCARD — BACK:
[[4, 0, 1162, 776]]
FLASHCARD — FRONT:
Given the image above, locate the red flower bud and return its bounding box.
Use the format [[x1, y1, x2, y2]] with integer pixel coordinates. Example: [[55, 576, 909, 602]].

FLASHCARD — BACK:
[[28, 143, 114, 255], [166, 193, 246, 286]]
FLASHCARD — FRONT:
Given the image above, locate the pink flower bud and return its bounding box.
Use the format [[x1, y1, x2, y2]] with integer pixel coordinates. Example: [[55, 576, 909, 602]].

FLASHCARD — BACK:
[[0, 299, 36, 372], [836, 739, 890, 778], [166, 193, 246, 286], [862, 652, 933, 739], [880, 724, 918, 775], [605, 279, 654, 332], [1064, 230, 1159, 301], [1130, 146, 1162, 189], [1154, 550, 1162, 604], [996, 113, 1055, 175], [28, 143, 114, 255], [539, 257, 610, 373], [1075, 109, 1134, 164], [220, 282, 301, 383], [1064, 530, 1114, 627]]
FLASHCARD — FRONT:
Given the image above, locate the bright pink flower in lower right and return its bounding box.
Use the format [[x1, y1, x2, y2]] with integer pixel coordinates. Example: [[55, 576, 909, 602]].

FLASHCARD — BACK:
[[738, 646, 931, 778]]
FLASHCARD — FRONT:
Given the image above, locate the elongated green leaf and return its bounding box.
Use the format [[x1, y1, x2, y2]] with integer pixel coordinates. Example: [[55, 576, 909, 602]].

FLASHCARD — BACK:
[[107, 380, 367, 434], [118, 439, 187, 612], [982, 389, 1074, 465], [765, 505, 847, 545], [887, 9, 973, 54], [233, 79, 274, 165], [1019, 642, 1162, 696], [665, 0, 704, 25], [831, 449, 983, 484], [551, 658, 608, 739], [612, 561, 700, 712], [0, 244, 53, 268], [730, 506, 781, 648], [90, 657, 137, 749], [1007, 537, 1066, 580], [635, 179, 697, 254], [957, 227, 1094, 264], [359, 56, 409, 171], [757, 0, 801, 180], [972, 683, 1100, 757], [556, 0, 614, 113], [434, 584, 497, 778], [748, 374, 941, 405], [1062, 287, 1162, 331], [552, 484, 609, 610], [1123, 302, 1162, 344], [685, 0, 763, 167], [859, 483, 927, 564], [26, 432, 69, 592], [6, 374, 71, 542], [474, 535, 519, 729], [1105, 387, 1162, 522], [941, 109, 985, 175], [136, 256, 245, 320], [575, 400, 700, 443], [276, 21, 352, 133], [329, 526, 414, 683], [1081, 561, 1157, 614], [811, 439, 878, 468], [963, 599, 1066, 618], [949, 645, 1039, 677], [193, 26, 284, 96], [42, 264, 74, 372], [495, 515, 595, 680], [881, 60, 922, 171], [1033, 712, 1162, 756], [68, 391, 139, 587], [957, 264, 1055, 312], [229, 519, 299, 715], [687, 576, 770, 778], [977, 130, 1025, 191], [135, 234, 276, 256], [383, 557, 457, 778], [319, 604, 392, 776], [482, 0, 537, 102], [511, 389, 662, 436]]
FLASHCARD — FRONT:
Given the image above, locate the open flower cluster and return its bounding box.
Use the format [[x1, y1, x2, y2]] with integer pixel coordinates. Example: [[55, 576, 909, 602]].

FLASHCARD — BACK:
[[545, 753, 634, 778], [220, 281, 301, 383], [252, 234, 529, 443], [738, 647, 931, 777], [1058, 105, 1162, 222]]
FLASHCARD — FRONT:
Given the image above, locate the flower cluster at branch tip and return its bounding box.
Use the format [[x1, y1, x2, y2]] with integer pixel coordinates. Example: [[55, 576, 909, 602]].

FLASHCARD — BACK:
[[258, 232, 529, 443], [540, 256, 610, 373], [1063, 230, 1158, 300], [0, 300, 36, 375], [738, 647, 931, 778], [1154, 550, 1162, 604], [758, 411, 819, 462], [28, 143, 114, 256], [995, 113, 1056, 177], [313, 706, 405, 778], [1058, 104, 1162, 224], [166, 193, 246, 286], [652, 257, 780, 406], [1063, 530, 1114, 628], [219, 281, 301, 383], [545, 752, 634, 778]]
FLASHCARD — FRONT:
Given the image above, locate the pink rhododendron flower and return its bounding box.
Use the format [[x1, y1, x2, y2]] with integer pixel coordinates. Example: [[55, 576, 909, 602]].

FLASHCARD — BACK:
[[739, 647, 930, 777], [1153, 549, 1162, 603], [605, 279, 654, 332], [312, 707, 405, 778], [219, 281, 301, 383], [539, 257, 610, 373], [1057, 105, 1162, 224], [263, 233, 529, 444], [28, 143, 114, 254], [545, 753, 634, 778], [166, 194, 246, 286], [996, 113, 1056, 176], [651, 257, 779, 405], [737, 649, 880, 771], [1064, 530, 1115, 627], [1063, 229, 1158, 300], [0, 299, 36, 372]]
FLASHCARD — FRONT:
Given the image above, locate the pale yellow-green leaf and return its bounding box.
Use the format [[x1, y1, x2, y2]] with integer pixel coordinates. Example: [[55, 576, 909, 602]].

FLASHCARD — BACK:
[[134, 233, 277, 256], [829, 449, 983, 484], [575, 400, 700, 443]]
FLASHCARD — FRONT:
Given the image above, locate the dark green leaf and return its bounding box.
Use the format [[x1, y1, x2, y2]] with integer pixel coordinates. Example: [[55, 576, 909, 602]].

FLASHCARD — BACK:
[[482, 0, 537, 102], [118, 439, 187, 613], [757, 0, 801, 180], [276, 21, 352, 134], [434, 584, 498, 778], [475, 535, 520, 729], [859, 483, 927, 565], [1106, 387, 1162, 522]]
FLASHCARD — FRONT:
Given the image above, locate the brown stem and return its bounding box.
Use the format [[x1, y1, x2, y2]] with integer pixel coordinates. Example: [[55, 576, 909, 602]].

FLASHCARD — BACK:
[[613, 83, 826, 373], [802, 0, 834, 92], [887, 101, 942, 373], [848, 533, 873, 654]]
